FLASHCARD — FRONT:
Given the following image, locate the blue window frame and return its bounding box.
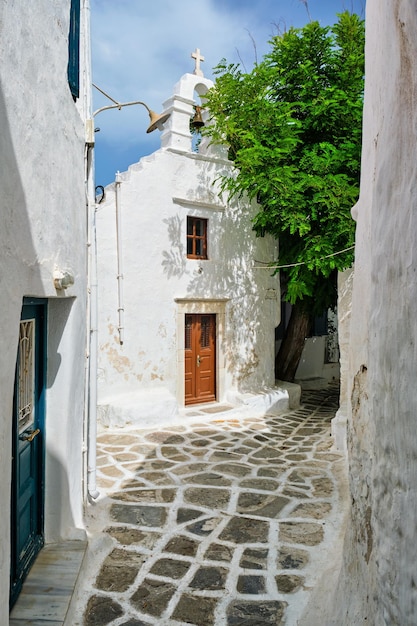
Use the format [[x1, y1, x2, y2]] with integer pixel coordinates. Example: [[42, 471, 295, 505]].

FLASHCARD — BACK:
[[67, 0, 80, 99]]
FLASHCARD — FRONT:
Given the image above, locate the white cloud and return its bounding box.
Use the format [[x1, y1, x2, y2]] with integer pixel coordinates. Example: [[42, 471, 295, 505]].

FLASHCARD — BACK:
[[91, 0, 365, 184], [91, 0, 286, 141]]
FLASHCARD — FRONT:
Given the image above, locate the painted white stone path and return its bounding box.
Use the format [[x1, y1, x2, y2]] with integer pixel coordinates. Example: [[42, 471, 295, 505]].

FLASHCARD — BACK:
[[68, 386, 347, 626]]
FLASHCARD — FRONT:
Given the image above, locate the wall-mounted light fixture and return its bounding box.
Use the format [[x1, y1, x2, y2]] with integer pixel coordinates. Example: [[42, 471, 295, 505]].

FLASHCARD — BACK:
[[53, 270, 74, 290], [86, 83, 171, 144]]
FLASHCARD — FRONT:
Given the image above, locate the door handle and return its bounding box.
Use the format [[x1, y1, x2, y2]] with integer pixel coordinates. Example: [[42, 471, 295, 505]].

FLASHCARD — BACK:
[[20, 428, 41, 442], [197, 355, 201, 367]]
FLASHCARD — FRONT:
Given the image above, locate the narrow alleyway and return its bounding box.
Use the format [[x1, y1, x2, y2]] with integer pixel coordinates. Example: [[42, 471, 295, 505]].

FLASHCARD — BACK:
[[69, 385, 347, 626]]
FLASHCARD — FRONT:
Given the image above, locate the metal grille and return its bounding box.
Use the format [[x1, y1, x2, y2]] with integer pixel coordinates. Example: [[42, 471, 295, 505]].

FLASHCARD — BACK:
[[200, 316, 212, 348], [185, 315, 192, 350], [18, 319, 35, 433]]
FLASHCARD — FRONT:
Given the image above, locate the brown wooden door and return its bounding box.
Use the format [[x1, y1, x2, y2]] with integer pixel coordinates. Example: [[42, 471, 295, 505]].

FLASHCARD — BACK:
[[185, 314, 216, 405]]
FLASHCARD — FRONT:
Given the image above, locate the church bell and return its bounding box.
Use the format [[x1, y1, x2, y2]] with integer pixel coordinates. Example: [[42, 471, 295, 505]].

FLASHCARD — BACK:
[[191, 106, 204, 129]]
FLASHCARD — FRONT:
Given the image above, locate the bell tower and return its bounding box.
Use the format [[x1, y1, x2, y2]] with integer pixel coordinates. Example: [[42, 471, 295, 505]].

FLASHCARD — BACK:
[[160, 49, 213, 153]]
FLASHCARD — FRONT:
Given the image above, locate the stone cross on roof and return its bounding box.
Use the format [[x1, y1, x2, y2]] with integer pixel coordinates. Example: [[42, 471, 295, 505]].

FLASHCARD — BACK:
[[191, 48, 205, 77]]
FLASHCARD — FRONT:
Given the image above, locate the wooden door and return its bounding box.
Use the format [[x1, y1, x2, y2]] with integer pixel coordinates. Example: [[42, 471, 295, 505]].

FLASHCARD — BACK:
[[10, 301, 46, 608], [185, 314, 216, 405]]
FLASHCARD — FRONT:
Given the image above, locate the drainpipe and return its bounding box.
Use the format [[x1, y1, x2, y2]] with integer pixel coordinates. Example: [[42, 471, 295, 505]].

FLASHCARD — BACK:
[[88, 194, 100, 500], [82, 0, 99, 501], [83, 142, 92, 502], [115, 172, 124, 345], [86, 145, 100, 501]]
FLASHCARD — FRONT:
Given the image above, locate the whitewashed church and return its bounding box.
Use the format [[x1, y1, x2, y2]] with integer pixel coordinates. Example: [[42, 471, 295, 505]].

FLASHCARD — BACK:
[[96, 53, 288, 427]]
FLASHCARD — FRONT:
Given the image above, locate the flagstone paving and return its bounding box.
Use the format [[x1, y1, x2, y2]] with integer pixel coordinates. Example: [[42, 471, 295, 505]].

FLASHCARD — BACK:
[[70, 385, 347, 626]]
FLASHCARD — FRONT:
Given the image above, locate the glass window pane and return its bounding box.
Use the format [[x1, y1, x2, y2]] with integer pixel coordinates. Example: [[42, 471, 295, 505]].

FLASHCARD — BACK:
[[187, 216, 207, 259]]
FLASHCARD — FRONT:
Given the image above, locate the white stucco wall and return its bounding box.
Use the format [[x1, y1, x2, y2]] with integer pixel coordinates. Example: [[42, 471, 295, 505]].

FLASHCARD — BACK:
[[0, 1, 88, 617], [331, 268, 353, 451], [294, 335, 339, 383], [276, 302, 341, 387], [96, 74, 281, 425], [330, 1, 417, 623]]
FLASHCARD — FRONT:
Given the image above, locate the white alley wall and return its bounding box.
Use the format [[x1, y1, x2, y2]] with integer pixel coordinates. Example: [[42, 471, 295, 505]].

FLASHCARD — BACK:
[[96, 74, 281, 425], [0, 0, 88, 616], [329, 1, 417, 623]]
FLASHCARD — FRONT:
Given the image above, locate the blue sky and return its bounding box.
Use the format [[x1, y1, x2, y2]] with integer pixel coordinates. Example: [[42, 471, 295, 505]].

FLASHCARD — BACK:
[[91, 0, 365, 188]]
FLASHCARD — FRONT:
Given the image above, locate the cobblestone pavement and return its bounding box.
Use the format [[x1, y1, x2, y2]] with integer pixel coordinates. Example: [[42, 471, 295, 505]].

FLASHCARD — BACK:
[[71, 385, 347, 626]]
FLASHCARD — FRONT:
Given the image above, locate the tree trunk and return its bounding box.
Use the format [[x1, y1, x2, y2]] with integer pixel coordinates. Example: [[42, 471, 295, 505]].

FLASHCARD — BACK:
[[275, 301, 312, 382]]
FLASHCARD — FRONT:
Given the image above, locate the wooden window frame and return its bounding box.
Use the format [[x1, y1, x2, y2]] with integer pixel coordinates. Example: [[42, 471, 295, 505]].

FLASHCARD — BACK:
[[187, 216, 208, 260]]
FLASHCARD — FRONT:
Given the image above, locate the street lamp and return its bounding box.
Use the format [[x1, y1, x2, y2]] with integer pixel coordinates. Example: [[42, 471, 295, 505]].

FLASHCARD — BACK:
[[85, 86, 170, 501], [86, 83, 171, 142]]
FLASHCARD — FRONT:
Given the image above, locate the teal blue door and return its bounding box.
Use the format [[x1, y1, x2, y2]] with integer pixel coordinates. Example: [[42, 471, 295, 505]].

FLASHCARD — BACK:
[[10, 300, 46, 608]]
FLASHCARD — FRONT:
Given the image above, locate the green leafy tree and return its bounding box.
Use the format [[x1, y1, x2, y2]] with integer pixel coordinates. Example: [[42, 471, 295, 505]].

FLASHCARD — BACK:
[[203, 11, 365, 381]]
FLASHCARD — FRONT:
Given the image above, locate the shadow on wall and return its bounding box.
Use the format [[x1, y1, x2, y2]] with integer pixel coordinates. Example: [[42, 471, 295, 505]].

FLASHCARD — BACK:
[[0, 77, 44, 615], [0, 78, 44, 310], [47, 298, 76, 388], [161, 157, 271, 387], [46, 297, 82, 538], [161, 215, 186, 278], [46, 447, 79, 542]]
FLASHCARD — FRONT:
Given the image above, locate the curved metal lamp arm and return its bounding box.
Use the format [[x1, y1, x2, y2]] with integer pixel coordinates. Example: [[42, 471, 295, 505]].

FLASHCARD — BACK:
[[91, 83, 170, 133], [93, 100, 151, 118]]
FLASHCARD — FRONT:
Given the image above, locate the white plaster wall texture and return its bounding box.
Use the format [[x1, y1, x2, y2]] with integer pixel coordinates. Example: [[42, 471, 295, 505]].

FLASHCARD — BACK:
[[96, 99, 280, 419], [331, 1, 417, 623], [335, 268, 353, 412], [0, 1, 88, 617], [277, 330, 339, 385], [294, 336, 326, 379], [331, 267, 353, 451]]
